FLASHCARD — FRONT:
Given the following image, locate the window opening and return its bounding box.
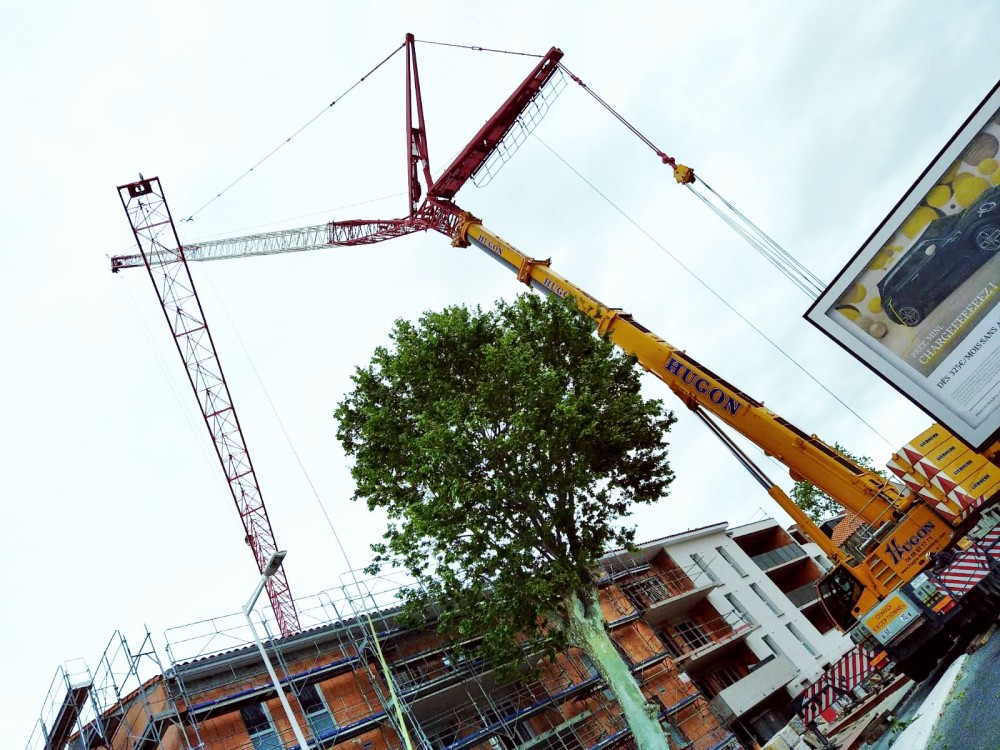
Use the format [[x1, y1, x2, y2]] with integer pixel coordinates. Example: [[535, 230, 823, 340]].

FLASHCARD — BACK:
[[724, 593, 756, 626], [674, 621, 711, 650], [426, 721, 462, 750], [297, 683, 336, 739], [691, 553, 720, 584], [240, 704, 284, 750], [750, 583, 782, 616], [762, 634, 783, 657], [710, 663, 742, 691], [787, 623, 821, 658]]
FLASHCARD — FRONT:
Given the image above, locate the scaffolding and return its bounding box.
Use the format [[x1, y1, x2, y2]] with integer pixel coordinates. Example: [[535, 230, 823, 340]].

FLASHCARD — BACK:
[[26, 630, 197, 750], [27, 562, 744, 750]]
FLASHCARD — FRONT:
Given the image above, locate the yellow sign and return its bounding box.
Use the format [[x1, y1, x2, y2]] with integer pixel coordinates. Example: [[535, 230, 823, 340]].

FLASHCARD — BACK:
[[866, 595, 908, 634]]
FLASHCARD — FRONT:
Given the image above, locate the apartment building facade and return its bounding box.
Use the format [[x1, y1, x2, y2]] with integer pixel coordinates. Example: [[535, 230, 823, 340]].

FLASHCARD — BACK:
[[29, 517, 849, 750], [31, 577, 742, 750], [611, 518, 854, 742]]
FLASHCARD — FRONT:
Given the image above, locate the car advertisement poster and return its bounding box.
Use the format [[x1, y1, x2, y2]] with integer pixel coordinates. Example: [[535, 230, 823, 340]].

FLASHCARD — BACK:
[[807, 82, 1000, 450]]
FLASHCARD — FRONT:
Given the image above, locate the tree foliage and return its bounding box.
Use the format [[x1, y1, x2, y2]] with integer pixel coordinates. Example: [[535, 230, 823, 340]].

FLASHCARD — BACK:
[[335, 291, 675, 679], [791, 442, 886, 522]]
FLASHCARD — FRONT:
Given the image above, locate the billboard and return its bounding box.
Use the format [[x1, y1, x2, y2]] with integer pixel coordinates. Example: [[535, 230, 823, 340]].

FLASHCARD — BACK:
[[807, 82, 1000, 450]]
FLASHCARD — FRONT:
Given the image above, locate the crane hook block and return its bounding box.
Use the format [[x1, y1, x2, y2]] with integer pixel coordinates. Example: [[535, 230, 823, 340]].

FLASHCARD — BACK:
[[673, 164, 695, 185]]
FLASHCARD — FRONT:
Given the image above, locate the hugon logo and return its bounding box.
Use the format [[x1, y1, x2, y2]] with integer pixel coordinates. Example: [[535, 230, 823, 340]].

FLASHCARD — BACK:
[[664, 357, 743, 416], [478, 236, 503, 256], [884, 522, 936, 565], [543, 278, 570, 297]]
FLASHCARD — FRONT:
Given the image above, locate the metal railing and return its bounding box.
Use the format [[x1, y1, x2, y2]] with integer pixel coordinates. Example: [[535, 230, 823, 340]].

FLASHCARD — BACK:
[[749, 544, 805, 571]]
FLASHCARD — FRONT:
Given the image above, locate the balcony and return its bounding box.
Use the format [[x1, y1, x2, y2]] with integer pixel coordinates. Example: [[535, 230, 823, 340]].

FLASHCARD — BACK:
[[618, 572, 717, 628], [750, 544, 806, 572], [663, 615, 758, 672], [709, 654, 798, 722], [786, 582, 820, 609]]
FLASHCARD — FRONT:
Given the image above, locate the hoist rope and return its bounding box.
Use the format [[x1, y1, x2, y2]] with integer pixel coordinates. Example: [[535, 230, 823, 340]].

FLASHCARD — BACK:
[[532, 134, 895, 449], [558, 64, 680, 168], [180, 39, 537, 227], [181, 41, 406, 223], [684, 184, 822, 298], [692, 178, 826, 297], [561, 65, 825, 299]]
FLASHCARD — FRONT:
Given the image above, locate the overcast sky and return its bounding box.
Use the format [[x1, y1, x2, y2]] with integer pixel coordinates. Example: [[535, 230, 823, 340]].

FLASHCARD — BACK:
[[5, 1, 1000, 740]]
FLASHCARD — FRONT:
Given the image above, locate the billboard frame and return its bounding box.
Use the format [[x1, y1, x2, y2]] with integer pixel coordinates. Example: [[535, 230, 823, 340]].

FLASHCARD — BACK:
[[806, 80, 1000, 451]]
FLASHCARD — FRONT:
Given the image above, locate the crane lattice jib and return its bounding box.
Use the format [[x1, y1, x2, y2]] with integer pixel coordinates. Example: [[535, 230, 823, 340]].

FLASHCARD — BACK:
[[117, 178, 300, 636], [110, 213, 461, 272], [428, 46, 563, 201]]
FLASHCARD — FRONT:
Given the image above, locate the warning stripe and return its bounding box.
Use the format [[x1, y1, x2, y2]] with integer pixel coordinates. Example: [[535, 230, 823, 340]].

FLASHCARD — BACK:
[[937, 552, 990, 596], [982, 526, 1000, 556], [934, 527, 1000, 597], [797, 645, 877, 722]]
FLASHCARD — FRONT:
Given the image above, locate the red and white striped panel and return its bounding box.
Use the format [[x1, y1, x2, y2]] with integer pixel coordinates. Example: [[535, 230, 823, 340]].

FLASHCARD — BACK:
[[797, 645, 876, 723], [888, 457, 912, 479], [937, 549, 990, 597], [979, 526, 1000, 559], [947, 492, 982, 520]]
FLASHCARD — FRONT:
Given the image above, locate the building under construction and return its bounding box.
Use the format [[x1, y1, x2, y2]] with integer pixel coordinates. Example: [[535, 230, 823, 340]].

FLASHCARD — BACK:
[[28, 517, 853, 750]]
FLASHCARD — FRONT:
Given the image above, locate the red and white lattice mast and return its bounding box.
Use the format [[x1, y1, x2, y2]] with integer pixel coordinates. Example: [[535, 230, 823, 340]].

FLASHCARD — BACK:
[[117, 179, 299, 635]]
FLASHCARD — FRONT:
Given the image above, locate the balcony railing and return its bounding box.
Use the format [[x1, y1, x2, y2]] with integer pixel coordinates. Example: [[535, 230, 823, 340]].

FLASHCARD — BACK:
[[750, 544, 806, 571], [661, 611, 756, 669], [619, 570, 697, 609]]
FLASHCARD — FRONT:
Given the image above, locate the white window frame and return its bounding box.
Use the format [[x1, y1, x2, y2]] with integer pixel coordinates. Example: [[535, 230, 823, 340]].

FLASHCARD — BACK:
[[724, 593, 756, 627], [240, 702, 284, 750], [750, 582, 782, 616], [691, 553, 720, 584], [762, 634, 783, 657], [787, 622, 821, 658], [297, 682, 337, 740]]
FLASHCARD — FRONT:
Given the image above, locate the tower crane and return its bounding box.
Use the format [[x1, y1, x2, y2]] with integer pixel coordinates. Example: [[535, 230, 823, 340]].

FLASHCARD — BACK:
[[115, 35, 563, 635], [114, 35, 879, 563]]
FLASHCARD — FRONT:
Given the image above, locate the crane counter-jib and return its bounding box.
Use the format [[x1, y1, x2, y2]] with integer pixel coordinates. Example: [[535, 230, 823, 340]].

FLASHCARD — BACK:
[[456, 215, 906, 529]]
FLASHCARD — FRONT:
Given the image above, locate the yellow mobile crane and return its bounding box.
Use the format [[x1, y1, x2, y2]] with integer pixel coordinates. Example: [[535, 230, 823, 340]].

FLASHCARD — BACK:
[[116, 36, 1000, 680], [449, 213, 1000, 680]]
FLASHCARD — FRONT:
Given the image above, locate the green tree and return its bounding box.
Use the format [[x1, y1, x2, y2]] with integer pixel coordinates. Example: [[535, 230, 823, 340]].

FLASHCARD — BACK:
[[335, 293, 678, 750], [790, 442, 886, 523]]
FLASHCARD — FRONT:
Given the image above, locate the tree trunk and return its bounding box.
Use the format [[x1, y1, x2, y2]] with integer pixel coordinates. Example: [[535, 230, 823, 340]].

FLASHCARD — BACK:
[[562, 590, 673, 750]]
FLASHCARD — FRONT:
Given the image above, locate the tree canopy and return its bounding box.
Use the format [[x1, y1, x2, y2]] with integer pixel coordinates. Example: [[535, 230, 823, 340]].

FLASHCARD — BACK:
[[335, 292, 678, 749]]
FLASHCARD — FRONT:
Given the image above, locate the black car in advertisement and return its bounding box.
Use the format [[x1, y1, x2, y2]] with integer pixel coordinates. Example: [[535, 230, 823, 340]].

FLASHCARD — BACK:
[[879, 185, 1000, 326]]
